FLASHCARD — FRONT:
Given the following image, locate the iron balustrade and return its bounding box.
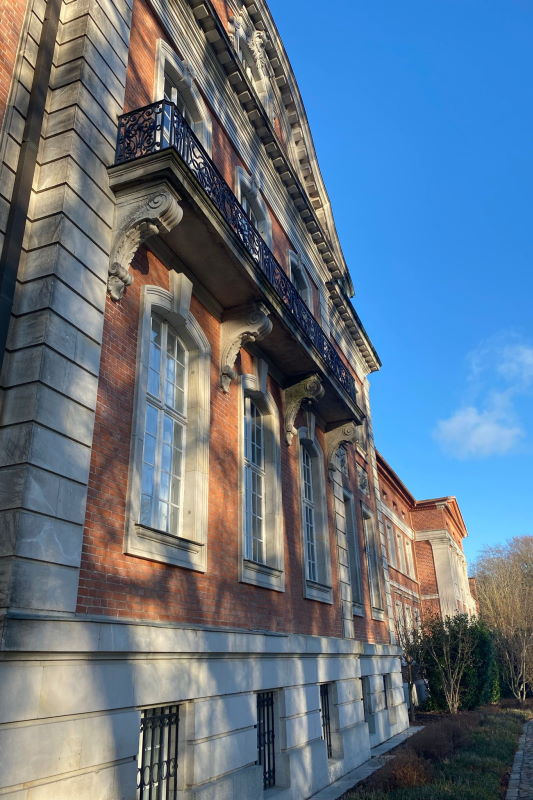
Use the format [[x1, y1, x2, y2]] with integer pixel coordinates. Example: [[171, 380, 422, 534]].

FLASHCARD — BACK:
[[137, 705, 179, 799], [320, 683, 333, 758], [115, 101, 356, 403], [256, 691, 276, 789]]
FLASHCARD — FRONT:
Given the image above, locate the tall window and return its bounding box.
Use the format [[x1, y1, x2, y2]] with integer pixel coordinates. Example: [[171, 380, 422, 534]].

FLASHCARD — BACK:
[[396, 531, 407, 574], [125, 277, 210, 571], [386, 521, 397, 568], [155, 41, 212, 152], [289, 251, 313, 308], [301, 444, 318, 582], [236, 166, 273, 247], [345, 491, 363, 609], [240, 370, 284, 591], [405, 539, 415, 578], [140, 315, 187, 534], [362, 505, 384, 612], [244, 397, 265, 563], [298, 427, 332, 602]]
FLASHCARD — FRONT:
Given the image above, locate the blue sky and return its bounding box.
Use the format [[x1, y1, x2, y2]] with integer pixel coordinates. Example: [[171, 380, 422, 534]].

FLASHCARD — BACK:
[[268, 0, 533, 567]]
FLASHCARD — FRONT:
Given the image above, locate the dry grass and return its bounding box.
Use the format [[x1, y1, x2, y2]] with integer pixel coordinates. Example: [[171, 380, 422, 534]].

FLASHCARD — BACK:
[[342, 706, 531, 800]]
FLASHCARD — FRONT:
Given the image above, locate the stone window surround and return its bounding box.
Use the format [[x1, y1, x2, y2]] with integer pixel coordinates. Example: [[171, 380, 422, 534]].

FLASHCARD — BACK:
[[239, 369, 284, 592], [154, 39, 213, 154], [124, 273, 211, 571], [235, 165, 273, 248], [297, 422, 333, 604]]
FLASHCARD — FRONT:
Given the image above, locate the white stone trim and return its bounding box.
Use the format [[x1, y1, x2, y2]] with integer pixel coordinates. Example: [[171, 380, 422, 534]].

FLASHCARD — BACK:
[[124, 273, 210, 571]]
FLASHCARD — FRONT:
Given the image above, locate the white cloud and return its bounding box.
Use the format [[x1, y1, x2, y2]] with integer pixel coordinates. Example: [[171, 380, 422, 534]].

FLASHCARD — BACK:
[[434, 402, 523, 459], [434, 334, 532, 459]]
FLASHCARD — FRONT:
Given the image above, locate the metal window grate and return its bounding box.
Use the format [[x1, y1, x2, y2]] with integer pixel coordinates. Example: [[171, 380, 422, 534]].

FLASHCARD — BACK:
[[320, 684, 333, 758], [257, 691, 276, 789], [137, 705, 179, 799]]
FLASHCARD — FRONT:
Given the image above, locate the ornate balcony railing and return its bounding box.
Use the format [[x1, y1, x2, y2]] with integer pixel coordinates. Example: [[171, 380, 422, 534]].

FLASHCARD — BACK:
[[115, 101, 356, 403]]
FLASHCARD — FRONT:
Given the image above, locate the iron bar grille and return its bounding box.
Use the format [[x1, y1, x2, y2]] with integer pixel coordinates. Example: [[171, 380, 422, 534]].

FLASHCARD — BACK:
[[115, 101, 356, 403], [320, 683, 333, 759], [137, 705, 179, 800], [256, 691, 276, 789]]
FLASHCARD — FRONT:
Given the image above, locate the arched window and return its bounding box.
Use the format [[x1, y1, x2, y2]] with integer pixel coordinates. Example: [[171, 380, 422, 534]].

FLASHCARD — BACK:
[[298, 424, 332, 602], [241, 367, 284, 591], [125, 273, 211, 571], [155, 41, 212, 153]]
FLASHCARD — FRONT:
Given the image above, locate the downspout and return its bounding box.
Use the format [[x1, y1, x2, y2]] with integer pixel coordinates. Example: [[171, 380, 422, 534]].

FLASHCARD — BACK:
[[0, 0, 62, 372]]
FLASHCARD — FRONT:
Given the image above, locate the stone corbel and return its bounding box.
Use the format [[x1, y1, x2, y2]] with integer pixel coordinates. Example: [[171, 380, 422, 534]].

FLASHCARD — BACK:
[[220, 302, 272, 392], [283, 374, 325, 445], [325, 421, 359, 471], [108, 184, 183, 300]]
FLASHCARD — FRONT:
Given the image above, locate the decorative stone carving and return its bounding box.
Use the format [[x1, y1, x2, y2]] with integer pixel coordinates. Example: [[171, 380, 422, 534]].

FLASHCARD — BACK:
[[325, 421, 359, 470], [220, 302, 272, 392], [283, 374, 325, 445], [335, 446, 348, 475], [108, 186, 183, 300], [357, 464, 369, 495]]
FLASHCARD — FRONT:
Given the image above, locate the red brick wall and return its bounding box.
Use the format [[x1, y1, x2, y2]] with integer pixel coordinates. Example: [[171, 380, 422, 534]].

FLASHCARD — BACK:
[[79, 247, 346, 636], [414, 540, 439, 597], [0, 0, 28, 134]]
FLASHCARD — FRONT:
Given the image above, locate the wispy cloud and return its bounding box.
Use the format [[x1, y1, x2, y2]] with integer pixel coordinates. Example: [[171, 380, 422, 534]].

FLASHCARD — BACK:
[[433, 334, 533, 459]]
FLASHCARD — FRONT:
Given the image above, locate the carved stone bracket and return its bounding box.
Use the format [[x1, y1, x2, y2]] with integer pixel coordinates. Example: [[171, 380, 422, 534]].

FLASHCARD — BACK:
[[108, 184, 183, 300], [325, 421, 360, 470], [283, 374, 325, 445], [220, 302, 272, 392]]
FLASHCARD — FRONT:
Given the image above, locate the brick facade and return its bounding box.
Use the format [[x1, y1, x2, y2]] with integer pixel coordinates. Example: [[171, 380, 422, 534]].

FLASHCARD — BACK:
[[0, 0, 474, 796]]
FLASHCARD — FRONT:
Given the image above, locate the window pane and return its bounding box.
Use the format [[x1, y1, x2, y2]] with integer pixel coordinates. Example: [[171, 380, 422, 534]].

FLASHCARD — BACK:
[[139, 317, 187, 537]]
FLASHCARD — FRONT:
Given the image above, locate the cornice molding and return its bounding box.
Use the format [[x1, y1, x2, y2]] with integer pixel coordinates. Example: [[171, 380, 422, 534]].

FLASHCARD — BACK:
[[220, 302, 272, 391], [108, 183, 183, 301]]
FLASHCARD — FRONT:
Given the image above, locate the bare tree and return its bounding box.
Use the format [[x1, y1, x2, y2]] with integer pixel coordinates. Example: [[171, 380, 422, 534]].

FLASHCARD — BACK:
[[394, 607, 423, 723], [474, 536, 533, 704]]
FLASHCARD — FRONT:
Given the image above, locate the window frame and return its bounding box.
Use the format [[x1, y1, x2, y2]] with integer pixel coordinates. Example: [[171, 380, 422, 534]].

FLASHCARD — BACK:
[[125, 276, 211, 571], [235, 166, 273, 248], [154, 40, 213, 154], [361, 503, 385, 617], [240, 372, 284, 591], [298, 425, 333, 603], [344, 488, 364, 615], [288, 250, 313, 308]]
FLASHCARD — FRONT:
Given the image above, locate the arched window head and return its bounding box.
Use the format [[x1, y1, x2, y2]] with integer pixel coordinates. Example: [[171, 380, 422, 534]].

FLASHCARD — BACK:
[[155, 40, 212, 154], [236, 166, 273, 248], [288, 251, 313, 308]]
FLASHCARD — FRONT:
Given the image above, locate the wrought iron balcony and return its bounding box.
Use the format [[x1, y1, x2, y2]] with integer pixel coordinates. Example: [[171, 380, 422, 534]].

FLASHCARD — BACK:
[[115, 101, 356, 403]]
